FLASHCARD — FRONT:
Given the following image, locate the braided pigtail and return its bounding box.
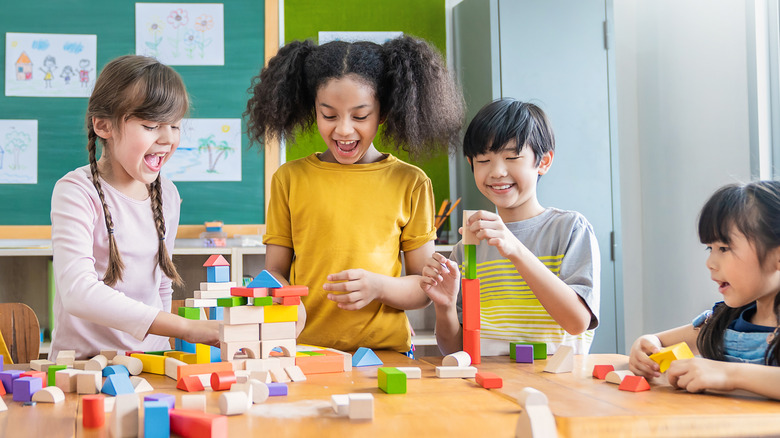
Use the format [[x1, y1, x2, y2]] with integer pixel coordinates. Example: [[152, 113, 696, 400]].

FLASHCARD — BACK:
[[149, 176, 182, 287], [245, 40, 316, 145], [381, 35, 464, 158], [87, 127, 125, 287]]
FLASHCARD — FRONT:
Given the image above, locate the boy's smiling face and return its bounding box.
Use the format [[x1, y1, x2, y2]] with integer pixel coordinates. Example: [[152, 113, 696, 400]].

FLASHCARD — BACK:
[[469, 140, 553, 222]]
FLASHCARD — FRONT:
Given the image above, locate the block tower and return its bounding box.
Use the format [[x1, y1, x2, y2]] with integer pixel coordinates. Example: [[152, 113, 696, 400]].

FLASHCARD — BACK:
[[462, 210, 480, 364]]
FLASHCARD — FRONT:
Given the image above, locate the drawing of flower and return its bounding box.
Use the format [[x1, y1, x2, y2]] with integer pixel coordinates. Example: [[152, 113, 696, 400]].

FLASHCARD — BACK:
[[145, 16, 165, 57], [194, 15, 213, 32], [147, 17, 165, 33], [167, 8, 188, 28]]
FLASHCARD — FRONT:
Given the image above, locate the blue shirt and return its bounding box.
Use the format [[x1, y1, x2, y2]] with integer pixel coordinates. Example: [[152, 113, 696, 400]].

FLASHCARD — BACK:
[[693, 302, 775, 364]]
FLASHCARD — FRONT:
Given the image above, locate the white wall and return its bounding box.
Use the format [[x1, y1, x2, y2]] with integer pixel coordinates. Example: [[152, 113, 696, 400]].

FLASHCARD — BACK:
[[615, 0, 753, 348]]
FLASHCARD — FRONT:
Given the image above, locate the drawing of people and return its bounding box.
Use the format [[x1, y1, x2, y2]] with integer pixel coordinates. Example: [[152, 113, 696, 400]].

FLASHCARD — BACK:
[[60, 65, 76, 85], [40, 55, 57, 88], [78, 59, 93, 88]]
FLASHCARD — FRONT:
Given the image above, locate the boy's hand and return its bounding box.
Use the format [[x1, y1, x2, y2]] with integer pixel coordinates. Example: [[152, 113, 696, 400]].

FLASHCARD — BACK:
[[667, 358, 734, 393], [628, 334, 663, 378], [420, 252, 460, 307], [463, 210, 526, 260], [324, 269, 382, 311]]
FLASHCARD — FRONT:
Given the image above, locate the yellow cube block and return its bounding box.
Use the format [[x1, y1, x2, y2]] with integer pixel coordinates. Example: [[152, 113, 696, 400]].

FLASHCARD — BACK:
[[130, 353, 166, 375], [264, 304, 298, 323], [649, 342, 694, 373]]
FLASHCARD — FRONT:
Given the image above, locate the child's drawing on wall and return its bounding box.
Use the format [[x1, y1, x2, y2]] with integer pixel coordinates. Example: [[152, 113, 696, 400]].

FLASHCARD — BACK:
[[135, 3, 224, 66], [162, 119, 241, 182], [78, 59, 92, 88], [0, 120, 38, 184], [60, 65, 76, 85], [40, 55, 57, 88]]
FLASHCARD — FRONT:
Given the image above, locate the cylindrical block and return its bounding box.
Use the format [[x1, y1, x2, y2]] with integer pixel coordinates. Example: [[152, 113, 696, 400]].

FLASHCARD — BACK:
[[82, 394, 105, 428], [249, 379, 269, 404], [218, 391, 248, 415], [211, 371, 236, 391], [111, 355, 143, 376], [84, 355, 108, 371], [442, 351, 472, 367]]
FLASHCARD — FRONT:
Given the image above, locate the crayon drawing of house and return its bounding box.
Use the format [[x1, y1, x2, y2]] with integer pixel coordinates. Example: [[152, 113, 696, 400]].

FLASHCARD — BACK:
[[16, 52, 33, 80]]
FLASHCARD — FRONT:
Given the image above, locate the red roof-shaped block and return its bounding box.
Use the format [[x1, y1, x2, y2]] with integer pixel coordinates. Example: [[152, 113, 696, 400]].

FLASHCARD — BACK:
[[203, 255, 230, 267], [170, 409, 228, 438], [592, 364, 615, 380], [618, 375, 650, 392], [176, 375, 205, 392], [475, 371, 503, 389]]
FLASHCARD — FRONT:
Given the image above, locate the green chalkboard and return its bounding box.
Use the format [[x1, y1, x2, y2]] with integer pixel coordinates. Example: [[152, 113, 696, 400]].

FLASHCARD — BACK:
[[283, 0, 451, 207], [0, 0, 265, 225]]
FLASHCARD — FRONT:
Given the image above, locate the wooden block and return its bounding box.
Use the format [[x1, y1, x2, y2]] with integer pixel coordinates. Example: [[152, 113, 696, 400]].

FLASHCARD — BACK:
[[231, 287, 269, 298], [252, 296, 274, 306], [219, 391, 249, 415], [177, 361, 233, 381], [461, 279, 481, 331], [284, 365, 307, 382], [348, 393, 374, 420], [47, 364, 68, 386], [605, 370, 635, 385], [260, 339, 296, 359], [185, 298, 218, 308], [219, 323, 261, 343], [269, 367, 290, 383], [281, 296, 301, 306], [130, 353, 166, 375], [144, 393, 176, 410], [543, 346, 574, 374], [512, 341, 547, 360], [247, 270, 283, 288], [516, 388, 557, 438], [180, 394, 207, 412], [395, 367, 422, 379], [464, 244, 477, 280], [250, 370, 272, 383], [267, 382, 288, 396], [270, 285, 309, 297], [475, 371, 503, 389], [200, 281, 236, 291], [30, 359, 54, 372], [55, 350, 76, 366], [77, 371, 102, 394], [263, 304, 298, 323], [111, 355, 143, 376], [592, 364, 615, 380], [54, 369, 80, 393], [220, 341, 261, 362], [259, 322, 296, 340], [435, 366, 477, 378], [143, 400, 170, 438], [165, 357, 187, 380], [195, 290, 233, 299], [462, 210, 479, 245], [463, 328, 481, 365], [110, 393, 140, 438], [31, 385, 65, 403], [442, 351, 472, 367], [102, 374, 134, 396], [176, 375, 205, 392], [331, 394, 349, 416], [216, 296, 248, 307], [249, 378, 270, 404], [619, 375, 651, 392], [178, 307, 203, 320], [649, 341, 695, 373], [515, 345, 534, 363], [295, 354, 346, 374], [170, 409, 228, 438], [82, 394, 105, 428], [130, 376, 154, 393], [224, 306, 264, 325], [378, 367, 406, 394], [244, 358, 281, 372], [207, 265, 230, 283], [99, 350, 118, 361], [229, 382, 254, 411], [211, 371, 236, 391]]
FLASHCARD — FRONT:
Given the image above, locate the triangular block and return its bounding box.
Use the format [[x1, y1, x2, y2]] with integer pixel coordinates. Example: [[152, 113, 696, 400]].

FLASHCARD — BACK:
[[102, 374, 135, 396], [352, 347, 383, 367], [618, 375, 651, 392], [543, 345, 574, 374], [130, 376, 154, 393], [176, 375, 205, 392], [0, 396, 6, 412], [248, 270, 283, 288], [203, 255, 230, 267]]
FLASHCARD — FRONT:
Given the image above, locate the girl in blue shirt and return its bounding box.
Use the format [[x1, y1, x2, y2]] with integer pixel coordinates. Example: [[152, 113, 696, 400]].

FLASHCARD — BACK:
[[630, 181, 780, 399]]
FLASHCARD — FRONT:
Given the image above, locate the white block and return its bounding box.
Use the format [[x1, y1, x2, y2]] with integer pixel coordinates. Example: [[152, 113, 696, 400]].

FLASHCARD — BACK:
[[250, 370, 272, 383], [32, 386, 65, 403], [234, 370, 251, 383], [435, 366, 477, 378], [249, 379, 270, 404], [111, 393, 140, 438], [84, 355, 108, 371], [104, 396, 116, 413], [277, 356, 296, 368], [55, 369, 81, 393], [396, 367, 422, 379], [224, 306, 264, 325], [195, 374, 212, 388], [244, 358, 281, 372], [605, 370, 635, 385], [185, 298, 218, 308], [0, 397, 6, 412], [260, 339, 296, 359], [130, 376, 154, 393], [284, 365, 307, 382], [77, 370, 103, 394], [331, 394, 349, 416], [56, 350, 76, 366], [30, 359, 54, 372], [230, 382, 254, 411], [201, 281, 237, 291], [220, 323, 261, 343], [220, 341, 261, 362], [543, 346, 574, 374], [99, 350, 118, 361], [269, 367, 290, 383], [112, 355, 143, 376], [516, 388, 557, 438], [219, 391, 249, 416], [348, 393, 374, 420], [259, 322, 296, 340], [180, 394, 207, 412], [442, 351, 472, 367], [195, 290, 233, 299], [165, 357, 187, 380]]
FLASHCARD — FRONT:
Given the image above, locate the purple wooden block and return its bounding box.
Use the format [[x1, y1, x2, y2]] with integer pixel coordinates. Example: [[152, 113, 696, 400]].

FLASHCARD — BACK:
[[13, 376, 42, 402], [0, 354, 4, 371], [0, 370, 23, 393], [267, 382, 288, 396], [145, 393, 176, 410], [515, 345, 534, 363]]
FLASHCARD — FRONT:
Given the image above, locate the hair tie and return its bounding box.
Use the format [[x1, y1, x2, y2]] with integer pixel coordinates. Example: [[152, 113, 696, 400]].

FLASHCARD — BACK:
[[160, 236, 166, 241], [108, 228, 114, 235]]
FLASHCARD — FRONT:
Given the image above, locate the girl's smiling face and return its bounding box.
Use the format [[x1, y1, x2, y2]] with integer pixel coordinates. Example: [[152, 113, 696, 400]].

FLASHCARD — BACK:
[[315, 75, 384, 165]]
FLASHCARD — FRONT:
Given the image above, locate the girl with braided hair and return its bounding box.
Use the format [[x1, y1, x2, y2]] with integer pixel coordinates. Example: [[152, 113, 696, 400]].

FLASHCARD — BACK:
[[246, 36, 464, 353], [50, 55, 219, 360]]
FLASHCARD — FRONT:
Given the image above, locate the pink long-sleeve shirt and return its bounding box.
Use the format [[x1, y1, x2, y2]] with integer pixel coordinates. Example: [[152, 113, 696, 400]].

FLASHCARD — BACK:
[[50, 165, 180, 360]]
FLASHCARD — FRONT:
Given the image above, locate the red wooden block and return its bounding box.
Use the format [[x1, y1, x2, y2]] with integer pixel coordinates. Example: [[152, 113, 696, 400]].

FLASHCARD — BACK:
[[281, 296, 301, 306], [82, 394, 105, 428], [230, 287, 268, 298], [463, 328, 481, 365], [203, 255, 230, 267], [618, 375, 650, 392], [125, 350, 143, 357], [170, 409, 228, 438], [0, 379, 5, 395], [210, 371, 236, 391], [462, 279, 481, 331], [475, 371, 502, 389], [177, 375, 205, 392], [270, 285, 309, 297], [592, 364, 615, 380], [21, 371, 46, 382]]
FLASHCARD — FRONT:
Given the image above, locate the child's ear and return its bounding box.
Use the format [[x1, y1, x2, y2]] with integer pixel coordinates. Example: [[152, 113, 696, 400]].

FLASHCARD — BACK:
[[92, 117, 113, 140], [537, 151, 554, 175]]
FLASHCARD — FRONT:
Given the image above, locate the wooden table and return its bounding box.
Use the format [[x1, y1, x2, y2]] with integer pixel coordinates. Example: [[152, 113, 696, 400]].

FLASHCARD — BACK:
[[4, 352, 780, 437]]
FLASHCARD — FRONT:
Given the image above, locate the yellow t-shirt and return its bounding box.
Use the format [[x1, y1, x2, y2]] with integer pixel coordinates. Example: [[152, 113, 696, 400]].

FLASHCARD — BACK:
[[264, 153, 436, 352]]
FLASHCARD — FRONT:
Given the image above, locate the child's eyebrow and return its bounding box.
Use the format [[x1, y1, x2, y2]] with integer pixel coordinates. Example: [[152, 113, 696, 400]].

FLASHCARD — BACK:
[[318, 102, 372, 111]]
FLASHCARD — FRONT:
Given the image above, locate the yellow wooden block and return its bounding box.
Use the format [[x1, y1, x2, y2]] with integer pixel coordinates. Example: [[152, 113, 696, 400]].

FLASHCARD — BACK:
[[195, 343, 211, 364], [649, 342, 694, 373], [130, 353, 166, 375], [180, 353, 198, 365], [264, 304, 298, 323]]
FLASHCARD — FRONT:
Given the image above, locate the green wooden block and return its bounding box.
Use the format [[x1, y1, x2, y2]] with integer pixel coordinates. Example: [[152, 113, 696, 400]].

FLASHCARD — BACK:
[[47, 365, 67, 387], [464, 244, 477, 280], [178, 307, 201, 320], [144, 350, 172, 356], [510, 341, 547, 360], [217, 297, 248, 307], [252, 296, 273, 306], [378, 367, 406, 394]]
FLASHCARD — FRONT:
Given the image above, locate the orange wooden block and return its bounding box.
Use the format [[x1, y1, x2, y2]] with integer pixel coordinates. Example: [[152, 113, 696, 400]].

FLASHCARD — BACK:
[[463, 328, 481, 365], [210, 371, 236, 391], [618, 375, 650, 392], [281, 296, 301, 306], [475, 371, 502, 389], [270, 285, 309, 297], [592, 364, 614, 380], [177, 375, 205, 392], [295, 354, 345, 374], [461, 279, 480, 331], [0, 379, 5, 395], [170, 409, 228, 438], [177, 361, 233, 381], [230, 287, 268, 298]]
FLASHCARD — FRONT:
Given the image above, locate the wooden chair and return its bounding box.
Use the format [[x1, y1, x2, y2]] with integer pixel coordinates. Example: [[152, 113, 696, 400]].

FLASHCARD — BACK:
[[0, 303, 40, 364]]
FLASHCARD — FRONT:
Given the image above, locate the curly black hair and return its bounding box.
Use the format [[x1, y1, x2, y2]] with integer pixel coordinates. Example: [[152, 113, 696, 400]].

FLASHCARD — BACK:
[[245, 35, 464, 158]]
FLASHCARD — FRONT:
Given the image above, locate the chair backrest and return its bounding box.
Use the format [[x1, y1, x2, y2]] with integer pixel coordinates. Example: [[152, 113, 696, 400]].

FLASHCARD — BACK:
[[0, 303, 40, 364]]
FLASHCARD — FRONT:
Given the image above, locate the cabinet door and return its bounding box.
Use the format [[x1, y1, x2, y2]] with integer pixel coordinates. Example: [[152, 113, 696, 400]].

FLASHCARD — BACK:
[[455, 0, 621, 353]]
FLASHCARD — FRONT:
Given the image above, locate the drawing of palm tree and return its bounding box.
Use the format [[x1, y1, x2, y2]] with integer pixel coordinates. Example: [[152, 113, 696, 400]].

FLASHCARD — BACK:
[[4, 129, 31, 170], [197, 135, 234, 173]]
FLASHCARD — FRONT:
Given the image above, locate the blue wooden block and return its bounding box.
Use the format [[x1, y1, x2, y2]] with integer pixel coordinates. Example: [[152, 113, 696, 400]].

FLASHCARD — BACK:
[[103, 365, 130, 377], [176, 339, 197, 354], [207, 266, 230, 283], [352, 347, 383, 367], [102, 374, 135, 396], [208, 306, 224, 321], [515, 345, 534, 363], [247, 270, 283, 288], [143, 401, 170, 438], [13, 376, 42, 402], [210, 345, 221, 363]]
